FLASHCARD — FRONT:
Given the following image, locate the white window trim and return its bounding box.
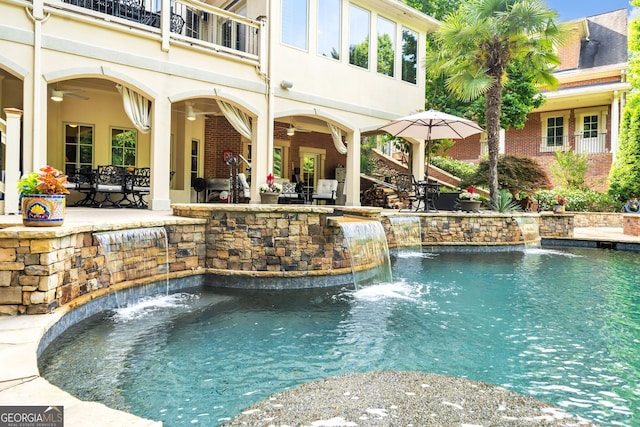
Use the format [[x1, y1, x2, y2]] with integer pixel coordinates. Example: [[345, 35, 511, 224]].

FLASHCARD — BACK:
[[574, 106, 608, 137], [540, 111, 570, 152]]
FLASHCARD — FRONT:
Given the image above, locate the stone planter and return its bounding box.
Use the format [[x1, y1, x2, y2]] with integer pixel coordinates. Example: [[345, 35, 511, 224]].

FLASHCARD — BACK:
[[22, 194, 66, 226], [459, 200, 481, 212], [260, 192, 280, 204]]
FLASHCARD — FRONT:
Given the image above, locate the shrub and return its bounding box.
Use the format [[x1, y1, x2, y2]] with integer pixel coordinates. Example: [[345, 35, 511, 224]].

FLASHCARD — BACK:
[[608, 96, 640, 202], [461, 155, 550, 195], [549, 150, 588, 189], [430, 156, 477, 180], [534, 188, 622, 212]]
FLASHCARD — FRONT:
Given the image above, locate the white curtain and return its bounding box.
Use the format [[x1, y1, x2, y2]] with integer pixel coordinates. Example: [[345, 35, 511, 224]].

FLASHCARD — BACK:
[[327, 123, 347, 154], [216, 100, 252, 139], [116, 84, 151, 134]]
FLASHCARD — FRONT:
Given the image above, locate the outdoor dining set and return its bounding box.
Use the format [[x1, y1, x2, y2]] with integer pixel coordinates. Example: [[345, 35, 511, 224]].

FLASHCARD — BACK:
[[395, 173, 441, 212], [64, 165, 151, 208]]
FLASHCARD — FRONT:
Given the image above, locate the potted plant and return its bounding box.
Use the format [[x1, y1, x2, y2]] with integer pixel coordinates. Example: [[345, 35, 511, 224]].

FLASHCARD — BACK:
[[553, 194, 567, 214], [458, 186, 482, 212], [258, 173, 282, 204], [17, 165, 70, 226], [623, 199, 639, 213]]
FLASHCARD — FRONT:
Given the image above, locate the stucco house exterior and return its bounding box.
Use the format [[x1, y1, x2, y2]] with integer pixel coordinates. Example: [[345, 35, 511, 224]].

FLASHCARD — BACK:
[[446, 9, 631, 192], [0, 0, 438, 212]]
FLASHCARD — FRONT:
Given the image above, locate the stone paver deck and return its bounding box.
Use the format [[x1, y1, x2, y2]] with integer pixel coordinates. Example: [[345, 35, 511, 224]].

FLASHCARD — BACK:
[[0, 208, 636, 426]]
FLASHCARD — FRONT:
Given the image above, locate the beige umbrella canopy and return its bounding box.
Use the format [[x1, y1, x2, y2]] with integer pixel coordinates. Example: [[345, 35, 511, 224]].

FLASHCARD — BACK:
[[379, 109, 484, 178]]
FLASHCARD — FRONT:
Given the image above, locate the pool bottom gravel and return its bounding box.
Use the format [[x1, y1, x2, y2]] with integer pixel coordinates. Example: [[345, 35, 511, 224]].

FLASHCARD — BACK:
[[224, 371, 598, 426]]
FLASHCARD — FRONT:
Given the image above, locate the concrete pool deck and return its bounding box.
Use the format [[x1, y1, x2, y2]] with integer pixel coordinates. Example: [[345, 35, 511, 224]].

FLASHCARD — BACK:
[[0, 208, 636, 426]]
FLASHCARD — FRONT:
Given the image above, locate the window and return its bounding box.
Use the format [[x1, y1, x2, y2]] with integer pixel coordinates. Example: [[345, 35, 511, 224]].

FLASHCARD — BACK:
[[191, 139, 200, 184], [349, 5, 369, 69], [583, 114, 598, 138], [317, 0, 341, 60], [401, 27, 417, 83], [64, 124, 94, 175], [576, 108, 607, 153], [546, 116, 564, 147], [111, 128, 137, 167], [377, 16, 395, 77], [281, 0, 308, 50]]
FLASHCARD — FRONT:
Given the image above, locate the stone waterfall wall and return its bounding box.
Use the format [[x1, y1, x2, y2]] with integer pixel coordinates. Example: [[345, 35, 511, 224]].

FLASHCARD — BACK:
[[0, 222, 205, 315]]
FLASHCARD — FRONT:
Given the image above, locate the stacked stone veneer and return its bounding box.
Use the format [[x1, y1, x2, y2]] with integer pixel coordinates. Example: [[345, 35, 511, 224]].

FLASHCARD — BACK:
[[172, 204, 353, 273], [0, 205, 575, 315], [0, 222, 205, 315], [573, 212, 622, 228]]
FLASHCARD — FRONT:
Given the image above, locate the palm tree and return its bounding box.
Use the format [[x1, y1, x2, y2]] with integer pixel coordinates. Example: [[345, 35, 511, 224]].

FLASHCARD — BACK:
[[427, 0, 563, 202]]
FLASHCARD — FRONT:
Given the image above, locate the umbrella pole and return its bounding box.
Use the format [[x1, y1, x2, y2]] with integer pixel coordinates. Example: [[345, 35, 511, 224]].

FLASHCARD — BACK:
[[425, 140, 431, 212]]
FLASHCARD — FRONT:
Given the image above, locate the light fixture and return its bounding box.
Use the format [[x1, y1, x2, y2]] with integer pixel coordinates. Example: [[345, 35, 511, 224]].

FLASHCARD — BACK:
[[51, 90, 64, 102], [186, 104, 196, 121], [287, 126, 295, 136], [280, 80, 294, 89]]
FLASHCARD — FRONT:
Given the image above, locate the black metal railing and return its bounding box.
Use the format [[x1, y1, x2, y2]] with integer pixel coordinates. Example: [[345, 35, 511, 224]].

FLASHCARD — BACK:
[[480, 133, 610, 157], [61, 0, 260, 59]]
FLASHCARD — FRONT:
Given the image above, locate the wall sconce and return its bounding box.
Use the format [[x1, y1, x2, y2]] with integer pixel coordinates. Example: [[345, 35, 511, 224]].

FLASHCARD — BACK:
[[280, 80, 294, 90], [50, 90, 64, 102]]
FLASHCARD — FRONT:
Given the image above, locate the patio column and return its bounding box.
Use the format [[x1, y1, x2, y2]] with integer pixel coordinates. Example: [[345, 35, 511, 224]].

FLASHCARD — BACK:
[[412, 139, 425, 181], [611, 90, 620, 162], [251, 112, 270, 203], [344, 129, 361, 206], [149, 97, 171, 210], [3, 108, 22, 215]]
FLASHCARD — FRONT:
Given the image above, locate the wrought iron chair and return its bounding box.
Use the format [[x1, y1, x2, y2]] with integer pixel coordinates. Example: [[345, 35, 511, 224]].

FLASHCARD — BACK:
[[395, 173, 417, 211]]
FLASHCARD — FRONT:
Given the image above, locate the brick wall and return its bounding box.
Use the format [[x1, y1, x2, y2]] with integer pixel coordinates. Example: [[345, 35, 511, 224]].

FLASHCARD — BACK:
[[623, 214, 640, 236], [204, 116, 244, 179]]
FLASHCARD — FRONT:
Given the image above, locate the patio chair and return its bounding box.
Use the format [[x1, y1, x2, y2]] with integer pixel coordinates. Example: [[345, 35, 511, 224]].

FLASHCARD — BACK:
[[311, 179, 338, 204], [395, 173, 416, 210]]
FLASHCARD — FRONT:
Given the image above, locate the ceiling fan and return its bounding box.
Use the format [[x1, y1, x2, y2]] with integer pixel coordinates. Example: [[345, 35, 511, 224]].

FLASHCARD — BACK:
[[50, 87, 89, 102], [183, 102, 217, 120], [282, 120, 312, 136]]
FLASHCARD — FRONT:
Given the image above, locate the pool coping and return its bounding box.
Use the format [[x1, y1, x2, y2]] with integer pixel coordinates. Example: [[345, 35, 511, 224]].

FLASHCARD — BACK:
[[1, 227, 635, 426]]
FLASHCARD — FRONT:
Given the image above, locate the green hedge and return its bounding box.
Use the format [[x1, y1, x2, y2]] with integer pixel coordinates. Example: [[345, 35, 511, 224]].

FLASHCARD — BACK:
[[534, 189, 622, 212], [430, 156, 477, 180]]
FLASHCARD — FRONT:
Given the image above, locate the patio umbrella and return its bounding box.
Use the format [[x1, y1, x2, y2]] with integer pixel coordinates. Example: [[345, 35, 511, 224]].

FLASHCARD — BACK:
[[378, 109, 484, 179]]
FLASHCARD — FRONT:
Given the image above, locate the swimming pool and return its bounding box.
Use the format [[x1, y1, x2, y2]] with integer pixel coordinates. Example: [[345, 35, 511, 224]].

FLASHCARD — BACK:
[[39, 247, 640, 426]]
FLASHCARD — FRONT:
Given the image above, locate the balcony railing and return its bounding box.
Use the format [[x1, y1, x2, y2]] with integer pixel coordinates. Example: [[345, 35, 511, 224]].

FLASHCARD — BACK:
[[480, 133, 610, 157], [61, 0, 261, 61]]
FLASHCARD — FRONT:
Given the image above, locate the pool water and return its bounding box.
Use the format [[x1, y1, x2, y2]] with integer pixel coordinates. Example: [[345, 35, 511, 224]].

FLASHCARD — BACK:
[[39, 247, 640, 426]]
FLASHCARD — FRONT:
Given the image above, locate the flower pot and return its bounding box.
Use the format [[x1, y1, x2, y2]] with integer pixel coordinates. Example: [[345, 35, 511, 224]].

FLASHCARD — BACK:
[[553, 204, 565, 214], [22, 194, 66, 227], [459, 199, 481, 212], [260, 192, 280, 204]]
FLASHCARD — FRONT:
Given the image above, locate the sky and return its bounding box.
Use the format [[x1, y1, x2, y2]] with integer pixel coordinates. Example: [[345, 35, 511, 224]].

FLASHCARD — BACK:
[[544, 0, 637, 21]]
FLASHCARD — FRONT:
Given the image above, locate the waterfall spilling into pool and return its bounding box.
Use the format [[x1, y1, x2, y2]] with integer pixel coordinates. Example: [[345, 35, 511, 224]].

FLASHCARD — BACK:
[[339, 219, 392, 288], [388, 215, 422, 256], [94, 227, 169, 301], [514, 216, 541, 247]]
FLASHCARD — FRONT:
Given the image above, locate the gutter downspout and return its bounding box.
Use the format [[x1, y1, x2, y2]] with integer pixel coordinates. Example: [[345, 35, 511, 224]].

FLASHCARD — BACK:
[[26, 0, 49, 173]]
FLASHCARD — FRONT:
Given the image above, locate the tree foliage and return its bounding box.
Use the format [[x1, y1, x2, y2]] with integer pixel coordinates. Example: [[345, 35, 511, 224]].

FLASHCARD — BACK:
[[403, 0, 460, 20], [608, 96, 640, 202], [608, 0, 640, 203], [426, 0, 562, 203]]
